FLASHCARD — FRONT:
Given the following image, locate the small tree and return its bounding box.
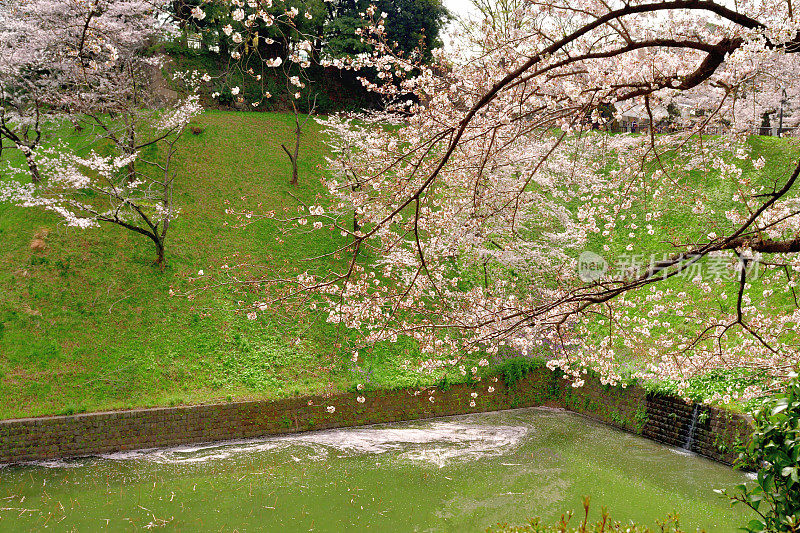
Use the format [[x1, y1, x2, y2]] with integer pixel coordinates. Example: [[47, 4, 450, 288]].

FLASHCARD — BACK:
[[278, 35, 319, 185], [3, 97, 200, 267], [178, 0, 327, 185], [178, 0, 450, 185], [0, 0, 201, 268]]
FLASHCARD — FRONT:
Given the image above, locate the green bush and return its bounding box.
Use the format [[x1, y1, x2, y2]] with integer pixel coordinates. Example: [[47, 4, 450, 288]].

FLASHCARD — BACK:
[[722, 373, 800, 532], [644, 368, 765, 411], [492, 356, 546, 389], [161, 45, 380, 114]]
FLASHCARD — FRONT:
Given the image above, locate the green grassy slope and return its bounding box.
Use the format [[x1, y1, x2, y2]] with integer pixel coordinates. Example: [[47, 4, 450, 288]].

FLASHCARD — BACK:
[[0, 111, 432, 419], [2, 113, 797, 418]]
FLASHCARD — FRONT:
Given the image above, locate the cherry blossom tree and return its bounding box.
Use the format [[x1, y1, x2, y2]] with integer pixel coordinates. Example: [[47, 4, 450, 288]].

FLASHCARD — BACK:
[[238, 0, 800, 402], [278, 35, 319, 185], [180, 0, 442, 185], [0, 0, 202, 267], [176, 0, 328, 185]]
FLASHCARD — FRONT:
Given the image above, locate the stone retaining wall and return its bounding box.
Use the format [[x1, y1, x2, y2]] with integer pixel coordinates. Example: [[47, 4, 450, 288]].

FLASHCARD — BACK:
[[560, 377, 752, 464], [0, 369, 752, 465], [0, 369, 557, 463]]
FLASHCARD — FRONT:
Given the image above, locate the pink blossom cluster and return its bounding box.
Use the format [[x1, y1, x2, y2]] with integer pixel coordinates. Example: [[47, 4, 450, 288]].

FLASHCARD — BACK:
[[264, 1, 800, 402]]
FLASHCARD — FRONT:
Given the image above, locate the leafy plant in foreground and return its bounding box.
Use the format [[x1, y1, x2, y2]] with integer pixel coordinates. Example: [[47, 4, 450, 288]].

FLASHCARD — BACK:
[[720, 373, 800, 532], [486, 497, 698, 533]]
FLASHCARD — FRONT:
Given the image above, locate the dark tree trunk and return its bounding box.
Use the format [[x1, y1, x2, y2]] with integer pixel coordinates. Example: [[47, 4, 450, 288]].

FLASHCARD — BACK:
[[141, 228, 166, 270], [25, 153, 42, 184], [127, 161, 136, 183], [290, 124, 301, 185], [154, 238, 166, 270], [282, 125, 302, 186]]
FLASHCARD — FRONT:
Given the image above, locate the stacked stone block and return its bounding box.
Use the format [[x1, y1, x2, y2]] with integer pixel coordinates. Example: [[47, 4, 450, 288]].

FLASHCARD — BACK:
[[0, 369, 751, 465]]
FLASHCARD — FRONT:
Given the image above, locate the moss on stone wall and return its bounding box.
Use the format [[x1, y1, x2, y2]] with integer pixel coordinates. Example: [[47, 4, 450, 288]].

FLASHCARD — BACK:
[[0, 368, 752, 465]]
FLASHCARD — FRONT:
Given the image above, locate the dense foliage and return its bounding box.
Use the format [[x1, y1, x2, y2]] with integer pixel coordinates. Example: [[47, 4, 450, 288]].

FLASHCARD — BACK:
[[171, 0, 449, 59], [324, 0, 450, 62], [725, 373, 800, 532], [168, 0, 449, 112]]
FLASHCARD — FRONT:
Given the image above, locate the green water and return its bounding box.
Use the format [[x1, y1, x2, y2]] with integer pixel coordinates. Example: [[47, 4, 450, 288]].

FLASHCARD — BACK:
[[0, 408, 751, 532]]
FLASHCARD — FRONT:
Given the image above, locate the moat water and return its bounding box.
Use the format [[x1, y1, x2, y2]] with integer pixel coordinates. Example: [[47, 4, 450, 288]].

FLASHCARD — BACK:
[[0, 408, 752, 531]]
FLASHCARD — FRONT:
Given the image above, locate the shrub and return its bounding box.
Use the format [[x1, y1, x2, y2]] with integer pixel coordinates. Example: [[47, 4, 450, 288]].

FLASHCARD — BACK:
[[493, 356, 546, 389], [722, 373, 800, 532]]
